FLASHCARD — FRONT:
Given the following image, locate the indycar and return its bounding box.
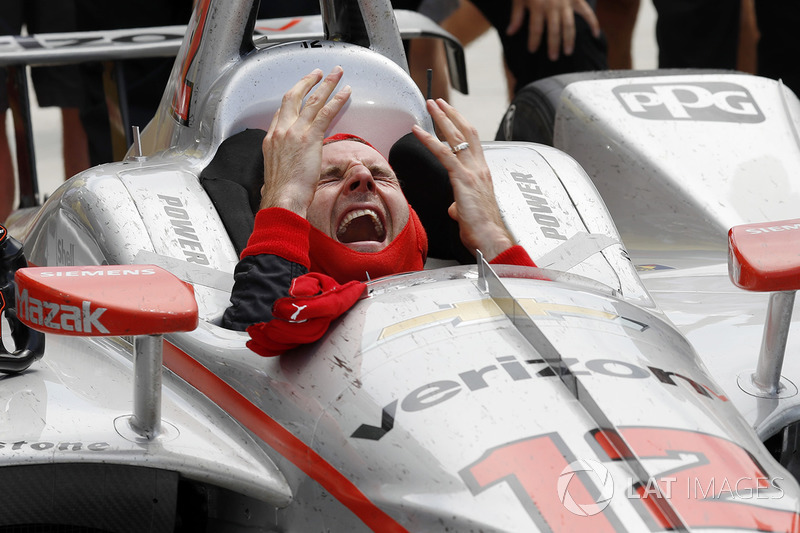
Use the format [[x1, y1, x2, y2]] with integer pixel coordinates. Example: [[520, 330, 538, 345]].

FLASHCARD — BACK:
[[2, 0, 800, 531]]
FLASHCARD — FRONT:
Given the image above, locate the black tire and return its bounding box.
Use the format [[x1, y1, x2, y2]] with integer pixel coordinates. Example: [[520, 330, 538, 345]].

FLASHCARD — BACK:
[[495, 72, 599, 144], [495, 82, 558, 145]]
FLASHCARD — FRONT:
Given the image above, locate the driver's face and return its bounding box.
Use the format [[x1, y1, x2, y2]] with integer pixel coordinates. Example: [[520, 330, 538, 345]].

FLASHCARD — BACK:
[[306, 141, 409, 253]]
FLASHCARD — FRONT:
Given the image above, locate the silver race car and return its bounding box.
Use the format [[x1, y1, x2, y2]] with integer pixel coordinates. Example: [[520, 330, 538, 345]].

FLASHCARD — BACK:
[[1, 0, 800, 531]]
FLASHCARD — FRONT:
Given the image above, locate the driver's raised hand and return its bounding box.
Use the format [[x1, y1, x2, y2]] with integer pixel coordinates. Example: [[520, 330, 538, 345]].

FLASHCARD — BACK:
[[259, 67, 351, 216], [412, 99, 515, 262]]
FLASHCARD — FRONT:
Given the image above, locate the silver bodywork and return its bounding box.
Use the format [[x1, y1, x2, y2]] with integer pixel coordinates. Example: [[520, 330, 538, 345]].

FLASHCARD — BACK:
[[2, 0, 800, 531], [549, 73, 800, 440]]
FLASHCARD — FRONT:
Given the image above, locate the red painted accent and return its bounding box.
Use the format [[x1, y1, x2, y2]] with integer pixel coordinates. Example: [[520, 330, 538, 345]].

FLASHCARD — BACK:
[[162, 341, 409, 532], [173, 82, 194, 124], [256, 18, 303, 32], [729, 218, 800, 291], [15, 265, 198, 336], [171, 0, 211, 124], [634, 484, 673, 530], [702, 383, 730, 402]]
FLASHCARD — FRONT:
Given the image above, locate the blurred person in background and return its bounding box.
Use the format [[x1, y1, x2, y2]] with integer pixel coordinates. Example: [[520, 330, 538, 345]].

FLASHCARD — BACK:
[[74, 0, 193, 166], [0, 0, 89, 222], [407, 0, 605, 102]]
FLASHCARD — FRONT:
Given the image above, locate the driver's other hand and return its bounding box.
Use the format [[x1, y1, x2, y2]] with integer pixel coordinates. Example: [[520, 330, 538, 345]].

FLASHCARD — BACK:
[[412, 99, 514, 261]]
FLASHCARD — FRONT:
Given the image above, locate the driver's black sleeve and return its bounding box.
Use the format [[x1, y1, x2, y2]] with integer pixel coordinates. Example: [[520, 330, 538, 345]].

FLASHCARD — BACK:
[[222, 208, 312, 331], [222, 254, 308, 331]]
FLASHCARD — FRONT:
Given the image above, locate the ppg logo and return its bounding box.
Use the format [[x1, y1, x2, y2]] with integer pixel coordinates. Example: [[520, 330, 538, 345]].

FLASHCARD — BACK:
[[613, 82, 765, 123]]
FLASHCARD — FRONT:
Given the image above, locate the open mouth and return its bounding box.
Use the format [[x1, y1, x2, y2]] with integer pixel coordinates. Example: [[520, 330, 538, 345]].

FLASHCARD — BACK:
[[336, 209, 386, 243]]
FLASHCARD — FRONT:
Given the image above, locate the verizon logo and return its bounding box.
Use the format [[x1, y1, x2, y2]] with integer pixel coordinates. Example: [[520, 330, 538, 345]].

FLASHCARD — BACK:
[[16, 287, 108, 334]]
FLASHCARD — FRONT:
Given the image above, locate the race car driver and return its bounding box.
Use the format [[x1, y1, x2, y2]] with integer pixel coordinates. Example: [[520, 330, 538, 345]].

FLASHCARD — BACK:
[[222, 66, 535, 355]]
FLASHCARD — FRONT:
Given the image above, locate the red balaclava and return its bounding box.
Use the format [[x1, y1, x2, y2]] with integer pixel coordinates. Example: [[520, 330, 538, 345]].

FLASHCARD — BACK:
[[307, 134, 428, 284]]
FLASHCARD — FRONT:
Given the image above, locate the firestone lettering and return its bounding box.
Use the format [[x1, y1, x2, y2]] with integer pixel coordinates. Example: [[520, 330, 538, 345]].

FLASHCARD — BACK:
[[0, 440, 110, 452], [511, 171, 567, 241], [158, 194, 210, 265], [16, 287, 108, 333]]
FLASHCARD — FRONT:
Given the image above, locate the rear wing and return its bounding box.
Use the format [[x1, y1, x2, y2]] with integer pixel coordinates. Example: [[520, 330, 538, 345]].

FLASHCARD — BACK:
[[0, 12, 466, 92], [0, 10, 466, 208]]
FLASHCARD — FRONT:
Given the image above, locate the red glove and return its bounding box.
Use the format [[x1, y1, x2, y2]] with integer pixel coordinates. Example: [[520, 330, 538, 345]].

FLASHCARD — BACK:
[[246, 272, 367, 357]]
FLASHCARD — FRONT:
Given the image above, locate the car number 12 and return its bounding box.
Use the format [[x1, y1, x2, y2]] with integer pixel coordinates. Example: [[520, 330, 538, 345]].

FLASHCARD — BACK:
[[460, 427, 799, 532]]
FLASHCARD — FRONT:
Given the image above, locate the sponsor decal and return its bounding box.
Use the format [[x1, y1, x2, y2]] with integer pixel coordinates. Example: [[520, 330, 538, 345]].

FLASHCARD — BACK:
[[352, 355, 727, 441], [378, 297, 646, 341], [636, 264, 675, 272], [511, 171, 567, 240], [1, 33, 183, 52], [36, 268, 155, 278], [614, 82, 765, 123], [15, 286, 108, 334], [56, 238, 75, 266], [0, 16, 309, 56], [0, 441, 110, 452], [158, 194, 210, 265], [745, 222, 800, 235]]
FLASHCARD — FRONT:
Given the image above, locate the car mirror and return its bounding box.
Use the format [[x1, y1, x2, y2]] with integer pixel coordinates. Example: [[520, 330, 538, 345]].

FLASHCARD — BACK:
[[728, 219, 800, 292], [728, 219, 800, 398], [15, 264, 198, 440]]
